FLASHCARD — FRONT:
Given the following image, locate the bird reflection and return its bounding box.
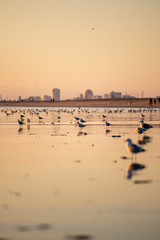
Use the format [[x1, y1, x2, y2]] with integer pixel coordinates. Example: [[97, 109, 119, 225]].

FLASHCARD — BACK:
[[27, 125, 30, 131], [105, 129, 110, 134], [136, 135, 151, 145], [77, 131, 87, 136], [18, 127, 23, 133], [126, 162, 146, 179]]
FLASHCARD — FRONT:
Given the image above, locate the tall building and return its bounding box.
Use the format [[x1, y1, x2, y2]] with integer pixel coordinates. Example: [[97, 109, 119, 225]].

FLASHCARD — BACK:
[[51, 88, 60, 101]]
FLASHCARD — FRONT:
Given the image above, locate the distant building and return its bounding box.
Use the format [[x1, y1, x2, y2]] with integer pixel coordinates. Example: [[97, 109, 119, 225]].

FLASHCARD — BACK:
[[42, 95, 51, 101], [94, 95, 102, 99], [18, 96, 21, 101], [34, 96, 41, 101], [83, 89, 93, 99], [110, 91, 122, 98], [73, 93, 83, 101], [122, 94, 136, 99], [28, 96, 42, 101], [51, 88, 60, 101], [104, 93, 109, 99]]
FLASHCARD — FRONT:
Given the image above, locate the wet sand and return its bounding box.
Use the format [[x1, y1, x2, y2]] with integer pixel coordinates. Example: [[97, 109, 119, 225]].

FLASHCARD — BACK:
[[1, 106, 160, 240], [0, 98, 160, 108]]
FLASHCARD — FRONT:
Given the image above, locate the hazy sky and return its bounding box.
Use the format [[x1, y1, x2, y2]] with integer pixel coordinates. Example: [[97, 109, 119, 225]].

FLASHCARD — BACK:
[[0, 0, 160, 100]]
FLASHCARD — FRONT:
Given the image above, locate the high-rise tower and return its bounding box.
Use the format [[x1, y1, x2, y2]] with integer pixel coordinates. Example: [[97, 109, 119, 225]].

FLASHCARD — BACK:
[[51, 88, 60, 101]]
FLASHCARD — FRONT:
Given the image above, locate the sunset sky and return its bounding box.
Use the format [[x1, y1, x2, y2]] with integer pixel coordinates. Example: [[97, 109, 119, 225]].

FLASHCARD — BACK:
[[0, 0, 160, 100]]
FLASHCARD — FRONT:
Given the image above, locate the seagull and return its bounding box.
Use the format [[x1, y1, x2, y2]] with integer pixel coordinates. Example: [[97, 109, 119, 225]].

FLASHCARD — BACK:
[[18, 119, 25, 125], [74, 116, 80, 121], [126, 138, 145, 159], [140, 113, 145, 118], [27, 118, 30, 123], [80, 118, 86, 123], [135, 127, 144, 134], [77, 121, 86, 128], [38, 116, 43, 120], [105, 121, 111, 126], [140, 120, 152, 131]]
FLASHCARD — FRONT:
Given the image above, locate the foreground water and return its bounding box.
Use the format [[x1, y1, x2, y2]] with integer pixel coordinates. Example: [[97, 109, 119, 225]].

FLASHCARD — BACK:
[[0, 107, 160, 240]]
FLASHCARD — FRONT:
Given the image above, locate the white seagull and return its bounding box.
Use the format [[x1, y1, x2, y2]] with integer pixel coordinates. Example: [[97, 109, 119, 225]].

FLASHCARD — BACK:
[[140, 120, 152, 131], [126, 138, 145, 159]]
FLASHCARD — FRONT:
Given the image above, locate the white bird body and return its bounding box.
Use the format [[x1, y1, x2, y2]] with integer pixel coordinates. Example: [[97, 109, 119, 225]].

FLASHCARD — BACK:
[[126, 138, 145, 155]]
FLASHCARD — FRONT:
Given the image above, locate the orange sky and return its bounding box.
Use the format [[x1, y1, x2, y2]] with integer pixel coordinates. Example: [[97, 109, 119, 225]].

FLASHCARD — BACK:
[[0, 0, 160, 100]]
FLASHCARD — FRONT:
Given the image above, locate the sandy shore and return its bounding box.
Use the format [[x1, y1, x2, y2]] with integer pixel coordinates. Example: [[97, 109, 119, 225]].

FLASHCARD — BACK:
[[0, 98, 160, 108]]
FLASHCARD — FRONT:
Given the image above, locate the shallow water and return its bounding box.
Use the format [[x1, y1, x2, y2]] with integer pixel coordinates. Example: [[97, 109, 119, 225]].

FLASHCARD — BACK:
[[0, 107, 160, 240]]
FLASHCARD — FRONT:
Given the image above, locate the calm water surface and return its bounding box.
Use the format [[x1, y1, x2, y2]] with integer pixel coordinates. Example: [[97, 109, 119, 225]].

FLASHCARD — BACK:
[[0, 107, 160, 240]]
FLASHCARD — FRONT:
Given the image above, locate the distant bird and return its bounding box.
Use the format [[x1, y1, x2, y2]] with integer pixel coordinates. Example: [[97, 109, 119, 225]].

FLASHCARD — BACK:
[[105, 121, 111, 126], [140, 113, 145, 118], [77, 121, 86, 128], [102, 114, 107, 119], [26, 118, 30, 123], [18, 119, 25, 125], [18, 127, 23, 133], [58, 116, 61, 119], [140, 120, 152, 131], [135, 127, 144, 134], [20, 117, 24, 122], [126, 138, 145, 159], [80, 118, 86, 123], [74, 116, 80, 121], [38, 116, 43, 120]]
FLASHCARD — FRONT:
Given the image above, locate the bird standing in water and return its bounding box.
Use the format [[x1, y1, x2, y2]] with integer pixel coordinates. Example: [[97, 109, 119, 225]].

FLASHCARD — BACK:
[[105, 121, 111, 126], [126, 138, 145, 160], [140, 120, 152, 131]]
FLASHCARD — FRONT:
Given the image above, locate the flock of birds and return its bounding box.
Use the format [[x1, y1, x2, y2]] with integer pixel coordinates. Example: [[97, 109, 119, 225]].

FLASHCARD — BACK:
[[73, 110, 154, 180], [125, 114, 153, 179], [2, 107, 155, 180]]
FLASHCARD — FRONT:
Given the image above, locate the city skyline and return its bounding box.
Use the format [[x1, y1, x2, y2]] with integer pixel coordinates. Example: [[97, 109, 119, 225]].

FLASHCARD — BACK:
[[0, 88, 156, 102], [0, 0, 160, 100]]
